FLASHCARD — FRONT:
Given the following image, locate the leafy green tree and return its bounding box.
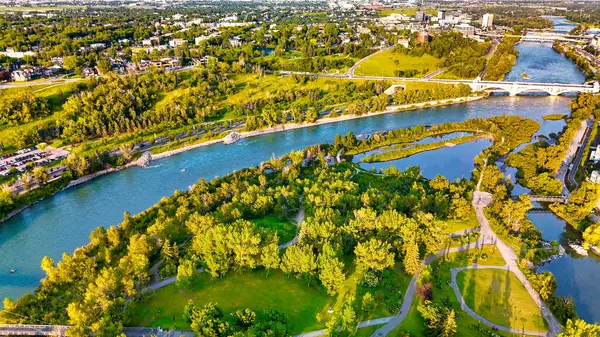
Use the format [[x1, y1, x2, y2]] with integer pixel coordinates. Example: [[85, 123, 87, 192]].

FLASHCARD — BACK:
[[558, 319, 600, 336], [305, 108, 318, 123], [317, 243, 345, 295], [403, 242, 420, 275], [32, 166, 48, 186], [361, 292, 376, 313], [442, 310, 457, 337], [261, 234, 280, 277], [0, 184, 13, 210], [97, 59, 112, 74], [354, 239, 395, 272]]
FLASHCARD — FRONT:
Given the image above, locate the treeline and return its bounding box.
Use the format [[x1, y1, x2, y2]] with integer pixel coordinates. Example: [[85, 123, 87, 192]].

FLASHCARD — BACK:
[[0, 138, 474, 337], [0, 91, 50, 126], [483, 37, 519, 81], [391, 84, 473, 105], [394, 32, 490, 79], [553, 42, 599, 81], [56, 67, 237, 142], [507, 94, 600, 196]]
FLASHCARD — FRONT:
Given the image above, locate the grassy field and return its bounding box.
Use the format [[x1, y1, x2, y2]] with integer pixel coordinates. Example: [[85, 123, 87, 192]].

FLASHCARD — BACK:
[[394, 247, 533, 337], [376, 8, 437, 18], [250, 214, 297, 245], [128, 269, 333, 333], [353, 49, 441, 77], [457, 269, 547, 332], [128, 254, 411, 334], [444, 211, 480, 234]]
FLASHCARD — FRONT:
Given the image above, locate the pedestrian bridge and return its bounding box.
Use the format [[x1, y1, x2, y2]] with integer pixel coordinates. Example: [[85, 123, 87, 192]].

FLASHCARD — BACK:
[[529, 194, 568, 203], [477, 32, 593, 43], [467, 78, 600, 96]]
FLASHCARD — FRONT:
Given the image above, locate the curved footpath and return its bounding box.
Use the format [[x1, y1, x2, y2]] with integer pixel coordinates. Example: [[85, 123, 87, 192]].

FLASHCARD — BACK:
[[371, 188, 561, 337], [346, 46, 394, 77]]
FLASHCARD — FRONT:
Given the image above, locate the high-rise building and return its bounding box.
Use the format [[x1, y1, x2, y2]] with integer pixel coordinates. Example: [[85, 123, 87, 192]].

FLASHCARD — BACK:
[[482, 13, 494, 28], [415, 11, 426, 22], [437, 10, 445, 20]]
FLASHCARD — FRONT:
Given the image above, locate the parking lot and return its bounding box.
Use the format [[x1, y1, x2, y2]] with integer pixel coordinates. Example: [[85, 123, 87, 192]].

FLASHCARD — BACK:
[[0, 146, 69, 176]]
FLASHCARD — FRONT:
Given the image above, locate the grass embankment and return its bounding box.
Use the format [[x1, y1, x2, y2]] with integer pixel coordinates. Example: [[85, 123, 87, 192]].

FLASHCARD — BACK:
[[361, 135, 486, 163], [250, 215, 297, 245], [353, 49, 441, 77], [457, 269, 547, 332], [394, 247, 537, 337]]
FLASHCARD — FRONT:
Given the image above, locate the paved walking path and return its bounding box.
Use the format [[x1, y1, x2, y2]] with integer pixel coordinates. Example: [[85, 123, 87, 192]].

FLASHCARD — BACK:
[[346, 46, 394, 77], [279, 204, 305, 249], [371, 162, 561, 337], [294, 316, 395, 337], [450, 265, 547, 337], [370, 239, 493, 337]]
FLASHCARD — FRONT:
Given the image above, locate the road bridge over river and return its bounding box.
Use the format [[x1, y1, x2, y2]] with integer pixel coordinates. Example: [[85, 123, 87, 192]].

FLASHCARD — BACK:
[[476, 32, 593, 43], [280, 71, 600, 97]]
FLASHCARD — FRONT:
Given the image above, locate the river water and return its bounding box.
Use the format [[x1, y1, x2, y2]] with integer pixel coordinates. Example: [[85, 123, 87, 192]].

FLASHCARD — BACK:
[[1, 17, 598, 324]]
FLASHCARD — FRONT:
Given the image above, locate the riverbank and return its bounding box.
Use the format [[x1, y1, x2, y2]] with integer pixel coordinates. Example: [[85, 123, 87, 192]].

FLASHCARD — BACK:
[[0, 163, 138, 225], [0, 95, 483, 226], [149, 96, 484, 161]]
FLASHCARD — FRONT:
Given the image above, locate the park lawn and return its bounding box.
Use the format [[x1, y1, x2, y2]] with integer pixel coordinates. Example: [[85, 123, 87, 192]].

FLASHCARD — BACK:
[[128, 269, 334, 333], [353, 49, 441, 77], [395, 246, 525, 337], [353, 324, 385, 337], [444, 211, 480, 234], [250, 214, 297, 245], [457, 269, 547, 332]]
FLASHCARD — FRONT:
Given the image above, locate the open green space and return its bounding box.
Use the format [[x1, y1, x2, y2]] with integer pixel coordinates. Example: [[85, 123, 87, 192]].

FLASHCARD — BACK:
[[395, 247, 526, 337], [250, 214, 297, 245], [457, 269, 547, 332], [353, 49, 441, 77], [128, 269, 333, 333], [376, 8, 437, 18], [444, 211, 480, 234]]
